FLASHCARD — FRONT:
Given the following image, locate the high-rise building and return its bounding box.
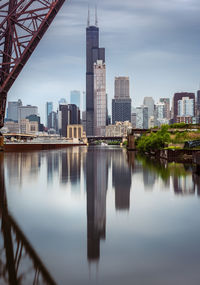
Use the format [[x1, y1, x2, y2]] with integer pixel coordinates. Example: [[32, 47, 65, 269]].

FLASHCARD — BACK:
[[136, 106, 148, 129], [18, 105, 38, 122], [196, 90, 200, 123], [70, 91, 81, 109], [58, 104, 68, 137], [93, 60, 106, 136], [172, 92, 195, 123], [46, 102, 53, 128], [58, 104, 80, 137], [86, 12, 105, 136], [154, 102, 169, 126], [112, 99, 131, 124], [59, 98, 67, 105], [159, 98, 170, 119], [155, 102, 165, 119], [131, 112, 136, 128], [178, 97, 194, 117], [143, 97, 154, 118], [68, 104, 80, 125], [7, 99, 22, 121], [48, 111, 58, 132], [112, 77, 131, 124], [114, 77, 130, 99]]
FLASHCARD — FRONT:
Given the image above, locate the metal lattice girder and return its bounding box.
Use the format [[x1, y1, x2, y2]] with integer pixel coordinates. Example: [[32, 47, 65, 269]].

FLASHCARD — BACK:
[[0, 0, 66, 127]]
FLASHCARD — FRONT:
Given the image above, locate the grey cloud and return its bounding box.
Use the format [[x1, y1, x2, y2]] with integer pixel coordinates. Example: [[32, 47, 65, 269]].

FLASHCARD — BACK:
[[9, 0, 200, 120]]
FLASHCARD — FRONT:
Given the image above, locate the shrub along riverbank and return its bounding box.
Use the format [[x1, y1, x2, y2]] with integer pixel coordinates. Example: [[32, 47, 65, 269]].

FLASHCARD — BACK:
[[136, 124, 200, 153]]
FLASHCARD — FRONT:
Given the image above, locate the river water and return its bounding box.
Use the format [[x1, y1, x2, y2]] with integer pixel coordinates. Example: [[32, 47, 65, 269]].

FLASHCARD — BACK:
[[1, 146, 200, 285]]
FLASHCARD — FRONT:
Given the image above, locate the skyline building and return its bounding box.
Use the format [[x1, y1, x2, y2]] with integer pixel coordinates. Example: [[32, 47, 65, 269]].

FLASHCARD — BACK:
[[68, 104, 80, 125], [154, 102, 168, 126], [143, 97, 154, 118], [86, 11, 105, 136], [70, 90, 81, 109], [48, 111, 58, 132], [114, 77, 130, 99], [159, 98, 170, 119], [59, 98, 67, 105], [178, 97, 194, 117], [7, 99, 22, 122], [18, 105, 38, 122], [46, 102, 53, 128], [94, 60, 107, 136], [136, 106, 148, 129], [172, 92, 195, 123], [112, 77, 131, 124], [58, 104, 80, 137]]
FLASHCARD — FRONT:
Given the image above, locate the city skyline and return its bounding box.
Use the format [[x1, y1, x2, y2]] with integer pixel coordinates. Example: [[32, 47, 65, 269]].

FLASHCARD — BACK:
[[7, 0, 200, 123]]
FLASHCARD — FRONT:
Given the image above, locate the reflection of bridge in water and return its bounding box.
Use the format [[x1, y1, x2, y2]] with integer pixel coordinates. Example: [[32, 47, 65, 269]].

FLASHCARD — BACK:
[[0, 154, 57, 285]]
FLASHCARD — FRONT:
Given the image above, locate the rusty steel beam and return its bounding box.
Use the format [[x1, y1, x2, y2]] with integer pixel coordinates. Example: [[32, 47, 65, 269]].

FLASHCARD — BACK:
[[0, 0, 66, 128]]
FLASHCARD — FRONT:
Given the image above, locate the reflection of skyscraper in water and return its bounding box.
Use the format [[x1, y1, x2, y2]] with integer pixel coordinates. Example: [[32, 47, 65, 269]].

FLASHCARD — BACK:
[[60, 149, 81, 186], [86, 148, 108, 262], [60, 151, 68, 184], [143, 168, 156, 191], [0, 154, 57, 284], [69, 151, 81, 186], [112, 150, 131, 211], [47, 151, 59, 183], [173, 175, 195, 195], [5, 152, 40, 186], [193, 173, 200, 196], [126, 151, 135, 172]]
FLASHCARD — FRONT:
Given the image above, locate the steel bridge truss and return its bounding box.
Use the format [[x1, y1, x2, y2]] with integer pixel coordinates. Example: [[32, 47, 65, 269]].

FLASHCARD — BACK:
[[0, 0, 65, 128]]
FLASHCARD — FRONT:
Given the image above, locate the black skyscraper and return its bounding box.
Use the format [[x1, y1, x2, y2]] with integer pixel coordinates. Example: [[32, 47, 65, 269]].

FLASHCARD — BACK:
[[86, 12, 105, 136]]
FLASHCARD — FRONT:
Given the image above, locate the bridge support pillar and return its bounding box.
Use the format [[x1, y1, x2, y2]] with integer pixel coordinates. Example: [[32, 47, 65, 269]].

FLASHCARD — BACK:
[[127, 134, 135, 151], [0, 133, 4, 151]]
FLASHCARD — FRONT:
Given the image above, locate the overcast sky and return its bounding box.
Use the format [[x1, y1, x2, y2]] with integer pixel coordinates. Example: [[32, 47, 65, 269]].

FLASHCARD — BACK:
[[8, 0, 200, 122]]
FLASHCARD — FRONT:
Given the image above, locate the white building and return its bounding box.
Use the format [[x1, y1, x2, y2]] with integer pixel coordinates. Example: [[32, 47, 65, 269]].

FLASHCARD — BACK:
[[178, 97, 194, 117], [7, 100, 22, 121], [19, 119, 38, 134], [136, 106, 148, 129], [94, 60, 106, 136], [4, 121, 20, 133], [106, 121, 132, 137], [136, 107, 143, 129], [18, 105, 38, 122], [143, 97, 154, 118], [154, 102, 169, 126]]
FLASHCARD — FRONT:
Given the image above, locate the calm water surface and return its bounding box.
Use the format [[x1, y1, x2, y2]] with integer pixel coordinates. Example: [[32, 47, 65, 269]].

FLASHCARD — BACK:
[[1, 146, 200, 285]]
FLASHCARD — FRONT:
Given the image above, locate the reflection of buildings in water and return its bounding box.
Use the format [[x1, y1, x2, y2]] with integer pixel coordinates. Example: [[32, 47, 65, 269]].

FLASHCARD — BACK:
[[60, 148, 81, 186], [47, 151, 59, 183], [0, 153, 56, 285], [126, 151, 135, 172], [68, 151, 81, 186], [142, 168, 156, 191], [60, 151, 69, 184], [5, 152, 40, 186], [173, 175, 195, 195], [192, 173, 200, 196], [112, 150, 131, 211], [86, 148, 108, 262]]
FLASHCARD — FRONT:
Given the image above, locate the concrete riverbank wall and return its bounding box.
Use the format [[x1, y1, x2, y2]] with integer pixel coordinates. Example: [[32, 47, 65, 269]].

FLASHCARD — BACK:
[[3, 143, 86, 152]]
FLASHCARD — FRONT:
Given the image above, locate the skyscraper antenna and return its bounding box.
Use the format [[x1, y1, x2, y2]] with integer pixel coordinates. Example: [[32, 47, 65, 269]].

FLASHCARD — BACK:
[[95, 4, 98, 26], [87, 4, 90, 27]]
